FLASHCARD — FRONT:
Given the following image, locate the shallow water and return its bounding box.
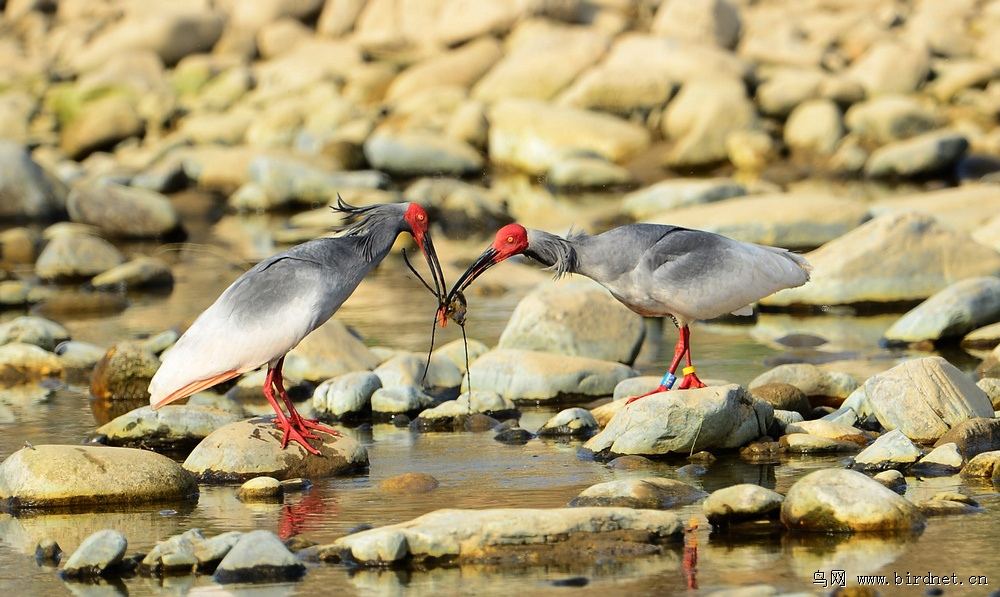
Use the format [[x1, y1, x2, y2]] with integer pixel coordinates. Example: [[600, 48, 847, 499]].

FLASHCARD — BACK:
[[2, 201, 1000, 596]]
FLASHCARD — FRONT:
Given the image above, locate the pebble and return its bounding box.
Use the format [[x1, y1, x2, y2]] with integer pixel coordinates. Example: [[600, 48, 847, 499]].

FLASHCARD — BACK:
[[378, 473, 440, 494], [853, 429, 926, 472], [703, 484, 784, 526], [237, 477, 284, 502], [213, 530, 305, 584], [536, 408, 600, 437]]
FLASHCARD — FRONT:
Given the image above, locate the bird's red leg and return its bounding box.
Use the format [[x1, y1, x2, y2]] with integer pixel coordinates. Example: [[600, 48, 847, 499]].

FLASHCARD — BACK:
[[625, 332, 687, 404], [676, 326, 706, 390], [264, 360, 322, 455], [271, 358, 342, 440]]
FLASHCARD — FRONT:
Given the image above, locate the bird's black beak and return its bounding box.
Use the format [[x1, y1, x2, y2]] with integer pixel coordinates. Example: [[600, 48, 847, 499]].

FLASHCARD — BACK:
[[442, 246, 500, 322], [417, 230, 447, 306]]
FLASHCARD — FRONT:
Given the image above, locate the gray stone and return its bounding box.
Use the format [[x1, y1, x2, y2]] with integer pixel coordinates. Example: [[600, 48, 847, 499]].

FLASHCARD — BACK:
[[784, 98, 843, 156], [780, 434, 862, 454], [0, 316, 69, 352], [864, 357, 993, 443], [847, 40, 930, 97], [569, 477, 708, 509], [379, 472, 440, 494], [854, 429, 925, 471], [961, 450, 1000, 478], [54, 341, 107, 370], [911, 442, 964, 476], [182, 416, 367, 482], [749, 364, 859, 402], [537, 407, 599, 437], [416, 391, 518, 422], [621, 178, 746, 220], [464, 349, 638, 403], [246, 155, 390, 207], [662, 77, 758, 168], [282, 317, 382, 382], [650, 0, 741, 49], [546, 156, 634, 189], [91, 256, 174, 290], [385, 37, 503, 102], [703, 484, 784, 526], [67, 182, 179, 238], [784, 420, 875, 446], [872, 469, 907, 493], [371, 386, 436, 414], [933, 418, 1000, 460], [882, 277, 1000, 345], [498, 278, 644, 365], [0, 140, 66, 219], [0, 444, 197, 509], [97, 405, 244, 449], [373, 354, 427, 388], [844, 96, 940, 144], [403, 178, 509, 237], [60, 529, 127, 579], [584, 384, 771, 456], [35, 233, 125, 281], [761, 212, 1000, 307], [976, 377, 1000, 410], [238, 477, 284, 502], [363, 130, 484, 177], [214, 530, 305, 584], [864, 130, 969, 179], [781, 468, 925, 532], [311, 371, 381, 418], [963, 323, 1000, 351], [325, 507, 682, 565], [749, 382, 811, 418]]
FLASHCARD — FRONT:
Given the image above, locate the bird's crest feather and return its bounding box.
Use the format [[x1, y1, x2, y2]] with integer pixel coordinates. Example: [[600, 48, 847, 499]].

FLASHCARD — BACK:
[[330, 195, 404, 262]]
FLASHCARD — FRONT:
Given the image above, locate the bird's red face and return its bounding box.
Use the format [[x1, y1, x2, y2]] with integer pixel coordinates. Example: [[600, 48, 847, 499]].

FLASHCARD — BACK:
[[404, 203, 447, 307], [441, 224, 529, 320]]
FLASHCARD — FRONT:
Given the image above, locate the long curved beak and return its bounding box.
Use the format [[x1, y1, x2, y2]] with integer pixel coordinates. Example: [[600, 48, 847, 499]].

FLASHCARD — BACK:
[[441, 246, 501, 324], [416, 230, 447, 306]]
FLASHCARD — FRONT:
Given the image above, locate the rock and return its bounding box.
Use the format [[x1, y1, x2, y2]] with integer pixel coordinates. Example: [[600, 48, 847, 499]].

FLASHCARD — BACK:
[[90, 256, 174, 290], [213, 530, 305, 584], [35, 538, 63, 563], [864, 130, 969, 179], [0, 444, 197, 509], [0, 141, 66, 219], [67, 182, 180, 238], [568, 478, 707, 509], [494, 427, 534, 445], [497, 278, 644, 365], [370, 386, 436, 415], [749, 364, 859, 405], [870, 183, 1000, 235], [372, 354, 427, 389], [0, 316, 68, 352], [977, 378, 1000, 410], [182, 416, 367, 482], [311, 371, 381, 420], [779, 434, 862, 454], [96, 405, 244, 450], [546, 156, 634, 189], [872, 470, 907, 493], [35, 232, 125, 281], [726, 129, 780, 172], [379, 473, 439, 494], [933, 418, 1000, 460], [59, 529, 128, 580], [141, 528, 242, 574], [413, 391, 519, 431], [703, 484, 784, 526], [914, 495, 985, 517], [978, 343, 1000, 380], [282, 318, 382, 382], [781, 468, 925, 533], [662, 77, 757, 168], [362, 130, 484, 177], [621, 178, 746, 220], [59, 94, 144, 161], [910, 443, 964, 477], [863, 357, 993, 443], [321, 507, 682, 566], [403, 178, 509, 237], [847, 40, 930, 97], [472, 21, 610, 102], [844, 96, 940, 144], [650, 0, 741, 49], [960, 450, 1000, 478], [784, 98, 843, 156], [245, 155, 390, 208], [963, 323, 1000, 351], [537, 408, 599, 437], [238, 477, 284, 502], [749, 383, 811, 418], [853, 429, 925, 472], [648, 193, 870, 251], [464, 349, 637, 403], [89, 341, 160, 401], [761, 212, 1000, 307], [783, 420, 875, 446], [0, 343, 63, 384], [488, 99, 651, 175], [584, 384, 771, 456], [881, 277, 1000, 346], [0, 227, 40, 266], [385, 37, 503, 102]]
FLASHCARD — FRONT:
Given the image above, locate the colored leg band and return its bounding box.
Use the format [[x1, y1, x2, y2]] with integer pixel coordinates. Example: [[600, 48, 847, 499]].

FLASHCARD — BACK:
[[660, 372, 677, 389], [682, 366, 697, 376]]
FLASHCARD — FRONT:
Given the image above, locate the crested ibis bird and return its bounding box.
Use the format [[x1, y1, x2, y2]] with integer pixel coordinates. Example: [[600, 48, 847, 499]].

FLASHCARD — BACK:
[[445, 223, 810, 400], [148, 198, 446, 454]]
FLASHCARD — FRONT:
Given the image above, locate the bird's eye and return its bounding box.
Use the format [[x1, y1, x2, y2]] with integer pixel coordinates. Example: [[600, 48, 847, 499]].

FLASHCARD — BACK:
[[417, 213, 425, 221], [506, 236, 514, 243]]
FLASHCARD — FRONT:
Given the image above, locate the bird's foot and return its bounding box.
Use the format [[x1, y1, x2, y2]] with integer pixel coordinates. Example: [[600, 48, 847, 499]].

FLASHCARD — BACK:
[[677, 366, 707, 390], [275, 421, 322, 456], [296, 417, 343, 438], [625, 384, 670, 404]]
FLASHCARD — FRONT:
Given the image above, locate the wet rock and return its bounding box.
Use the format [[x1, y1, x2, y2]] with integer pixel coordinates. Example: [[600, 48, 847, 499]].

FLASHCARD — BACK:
[[853, 429, 925, 472], [2, 151, 62, 222], [373, 354, 426, 388], [911, 443, 964, 477], [784, 98, 843, 156], [183, 416, 367, 482], [379, 473, 440, 494], [0, 316, 69, 352], [844, 96, 940, 144], [621, 177, 746, 220], [779, 433, 861, 454], [371, 385, 436, 416], [584, 384, 771, 456], [960, 450, 1000, 478], [914, 493, 985, 517], [497, 278, 644, 365], [35, 538, 62, 563], [749, 364, 859, 406], [35, 233, 125, 281], [363, 130, 483, 177], [96, 405, 244, 450], [0, 444, 197, 510], [762, 212, 1000, 307], [89, 341, 160, 401], [60, 95, 145, 160], [607, 455, 656, 470], [963, 323, 1000, 351], [488, 99, 650, 175], [238, 477, 284, 502], [569, 478, 707, 509], [0, 342, 63, 384], [413, 391, 519, 431], [847, 40, 930, 97], [91, 256, 174, 290], [783, 420, 875, 446], [67, 182, 180, 238], [322, 507, 682, 566], [933, 418, 1000, 460], [881, 277, 1000, 346], [537, 407, 599, 437], [864, 130, 969, 179], [749, 383, 811, 418], [662, 77, 757, 169], [282, 318, 382, 382], [213, 530, 305, 584], [703, 484, 784, 526], [59, 529, 127, 580], [863, 357, 993, 443], [311, 371, 381, 420], [872, 470, 906, 493], [494, 428, 534, 445], [976, 377, 1000, 410], [141, 528, 241, 574], [546, 156, 634, 189], [780, 468, 925, 533], [977, 343, 1000, 380], [465, 349, 637, 403]]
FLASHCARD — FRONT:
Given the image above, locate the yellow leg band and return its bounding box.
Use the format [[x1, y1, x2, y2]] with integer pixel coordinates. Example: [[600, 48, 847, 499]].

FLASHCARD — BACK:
[[682, 366, 697, 376]]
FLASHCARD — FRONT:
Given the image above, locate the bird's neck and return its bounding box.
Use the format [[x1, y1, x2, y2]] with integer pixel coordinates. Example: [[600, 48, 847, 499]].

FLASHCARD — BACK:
[[526, 229, 579, 278]]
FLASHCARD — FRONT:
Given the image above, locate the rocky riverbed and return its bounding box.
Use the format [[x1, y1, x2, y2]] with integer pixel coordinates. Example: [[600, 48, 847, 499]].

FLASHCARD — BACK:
[[3, 0, 1000, 595]]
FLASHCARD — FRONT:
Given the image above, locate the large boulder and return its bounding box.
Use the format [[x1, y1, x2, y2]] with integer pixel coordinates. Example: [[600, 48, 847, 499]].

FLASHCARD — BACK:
[[881, 277, 1000, 345]]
